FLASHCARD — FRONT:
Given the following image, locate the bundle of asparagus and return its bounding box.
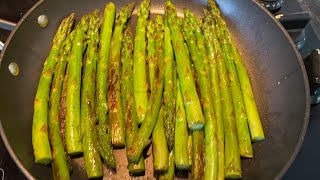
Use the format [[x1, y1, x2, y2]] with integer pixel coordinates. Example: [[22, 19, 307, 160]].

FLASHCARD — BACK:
[[32, 0, 264, 179]]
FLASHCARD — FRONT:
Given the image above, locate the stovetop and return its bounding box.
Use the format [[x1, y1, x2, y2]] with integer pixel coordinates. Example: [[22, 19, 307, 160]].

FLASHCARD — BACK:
[[0, 0, 319, 179]]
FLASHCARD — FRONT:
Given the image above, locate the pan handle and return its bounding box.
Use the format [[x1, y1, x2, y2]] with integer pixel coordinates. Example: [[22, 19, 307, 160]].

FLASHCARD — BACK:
[[304, 49, 320, 105], [0, 19, 17, 52]]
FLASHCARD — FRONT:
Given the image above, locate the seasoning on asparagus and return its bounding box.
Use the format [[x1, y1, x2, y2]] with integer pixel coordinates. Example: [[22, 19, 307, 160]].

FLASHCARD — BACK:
[[211, 12, 242, 179], [81, 11, 103, 178], [127, 38, 164, 164], [174, 80, 189, 170], [108, 2, 135, 147], [182, 17, 218, 180], [121, 27, 145, 174], [49, 31, 74, 180], [163, 16, 176, 151], [203, 11, 224, 180], [147, 20, 156, 91], [151, 16, 169, 171], [32, 13, 74, 164], [96, 2, 116, 168], [165, 1, 205, 130], [133, 0, 151, 124]]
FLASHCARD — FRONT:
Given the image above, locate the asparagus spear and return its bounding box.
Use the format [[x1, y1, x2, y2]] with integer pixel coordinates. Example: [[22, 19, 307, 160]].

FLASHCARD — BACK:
[[183, 9, 210, 77], [203, 12, 224, 180], [165, 1, 205, 130], [127, 38, 164, 164], [65, 14, 88, 155], [211, 1, 264, 141], [174, 80, 189, 170], [163, 16, 176, 151], [182, 18, 218, 180], [49, 31, 74, 180], [96, 2, 116, 168], [159, 150, 175, 180], [32, 14, 74, 164], [210, 12, 242, 179], [152, 107, 169, 171], [192, 130, 205, 180], [121, 27, 145, 174], [151, 16, 169, 171], [215, 16, 253, 158], [133, 0, 151, 124], [147, 20, 156, 91], [108, 2, 135, 147], [81, 11, 103, 178]]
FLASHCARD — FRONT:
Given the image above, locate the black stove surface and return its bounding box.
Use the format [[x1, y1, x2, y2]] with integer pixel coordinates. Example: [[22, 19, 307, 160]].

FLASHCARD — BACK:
[[0, 0, 319, 179]]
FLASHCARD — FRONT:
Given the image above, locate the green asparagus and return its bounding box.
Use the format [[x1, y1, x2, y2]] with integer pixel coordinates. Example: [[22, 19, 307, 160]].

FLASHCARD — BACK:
[[182, 18, 218, 180], [165, 1, 205, 130], [65, 14, 88, 155], [152, 107, 169, 171], [32, 14, 74, 164], [133, 0, 151, 124], [81, 11, 103, 178], [192, 130, 205, 180], [151, 16, 169, 171], [203, 12, 224, 180], [174, 80, 189, 170], [108, 2, 135, 147], [210, 12, 242, 179], [215, 16, 253, 158], [163, 16, 176, 151], [49, 31, 74, 180], [121, 27, 145, 174], [147, 20, 156, 91], [96, 2, 116, 168], [127, 38, 164, 164], [159, 150, 175, 180]]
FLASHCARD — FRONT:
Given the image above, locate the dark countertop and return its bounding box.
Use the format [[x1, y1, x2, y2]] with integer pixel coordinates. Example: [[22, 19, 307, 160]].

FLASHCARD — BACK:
[[0, 0, 319, 179]]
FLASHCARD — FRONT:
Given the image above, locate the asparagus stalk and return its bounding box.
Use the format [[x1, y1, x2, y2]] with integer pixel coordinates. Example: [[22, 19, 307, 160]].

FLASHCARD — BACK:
[[65, 14, 88, 155], [121, 27, 145, 174], [215, 16, 253, 158], [183, 9, 210, 76], [211, 2, 265, 141], [49, 31, 74, 180], [127, 39, 164, 164], [174, 80, 189, 169], [152, 107, 169, 171], [147, 20, 156, 91], [81, 11, 103, 178], [165, 1, 205, 130], [96, 2, 116, 168], [210, 12, 242, 179], [203, 12, 224, 180], [151, 16, 169, 171], [192, 130, 205, 180], [32, 14, 74, 164], [159, 150, 175, 180], [163, 16, 176, 151], [133, 0, 151, 124], [182, 18, 218, 180], [108, 2, 135, 147]]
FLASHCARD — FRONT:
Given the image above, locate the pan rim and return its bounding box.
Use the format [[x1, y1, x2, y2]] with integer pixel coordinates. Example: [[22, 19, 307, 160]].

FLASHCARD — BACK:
[[240, 0, 310, 179], [0, 0, 44, 179], [0, 0, 311, 179]]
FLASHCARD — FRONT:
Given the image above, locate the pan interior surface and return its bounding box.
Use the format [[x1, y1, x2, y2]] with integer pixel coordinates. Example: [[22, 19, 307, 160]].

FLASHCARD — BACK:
[[0, 0, 309, 179]]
